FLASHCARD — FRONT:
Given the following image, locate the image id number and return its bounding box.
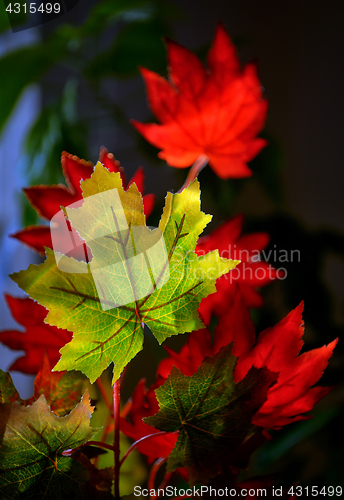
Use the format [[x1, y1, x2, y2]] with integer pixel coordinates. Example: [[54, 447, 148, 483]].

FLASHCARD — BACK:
[[6, 3, 61, 14]]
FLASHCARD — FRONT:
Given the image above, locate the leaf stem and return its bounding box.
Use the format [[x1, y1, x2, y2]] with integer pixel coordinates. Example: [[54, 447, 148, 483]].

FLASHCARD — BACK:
[[148, 458, 173, 499], [114, 379, 121, 500], [85, 441, 115, 453], [96, 378, 112, 412], [119, 431, 168, 467], [177, 154, 209, 193], [148, 458, 166, 498], [120, 398, 132, 418]]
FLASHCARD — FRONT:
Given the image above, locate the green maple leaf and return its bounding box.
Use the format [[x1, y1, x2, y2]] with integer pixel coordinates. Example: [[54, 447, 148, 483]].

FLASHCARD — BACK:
[[11, 163, 238, 383], [0, 387, 98, 499], [145, 345, 275, 485]]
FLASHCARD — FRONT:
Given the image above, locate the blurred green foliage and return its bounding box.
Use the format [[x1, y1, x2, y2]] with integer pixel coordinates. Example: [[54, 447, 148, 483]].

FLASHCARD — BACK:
[[0, 0, 180, 185]]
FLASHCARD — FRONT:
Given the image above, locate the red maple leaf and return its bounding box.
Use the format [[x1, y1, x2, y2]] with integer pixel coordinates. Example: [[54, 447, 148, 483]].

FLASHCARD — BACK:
[[196, 214, 278, 325], [233, 301, 338, 428], [120, 378, 178, 460], [132, 23, 267, 179], [12, 149, 155, 255], [158, 288, 337, 430], [0, 294, 72, 374]]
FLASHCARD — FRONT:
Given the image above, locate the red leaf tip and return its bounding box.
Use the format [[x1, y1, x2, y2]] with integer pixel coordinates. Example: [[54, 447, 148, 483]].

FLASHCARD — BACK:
[[61, 151, 93, 168]]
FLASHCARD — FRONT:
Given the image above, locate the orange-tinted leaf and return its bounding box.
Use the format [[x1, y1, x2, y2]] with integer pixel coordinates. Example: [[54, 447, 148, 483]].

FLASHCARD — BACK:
[[0, 370, 21, 404], [133, 24, 267, 179], [0, 294, 72, 374], [25, 354, 85, 416]]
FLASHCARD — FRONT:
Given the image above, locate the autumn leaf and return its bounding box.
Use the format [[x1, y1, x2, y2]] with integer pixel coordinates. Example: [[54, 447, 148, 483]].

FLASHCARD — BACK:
[[0, 370, 20, 405], [234, 301, 338, 428], [25, 354, 86, 417], [160, 288, 338, 429], [0, 360, 85, 419], [132, 23, 267, 179], [12, 149, 154, 255], [11, 163, 237, 383], [0, 388, 98, 499], [196, 214, 278, 324], [145, 344, 274, 485], [0, 294, 72, 374]]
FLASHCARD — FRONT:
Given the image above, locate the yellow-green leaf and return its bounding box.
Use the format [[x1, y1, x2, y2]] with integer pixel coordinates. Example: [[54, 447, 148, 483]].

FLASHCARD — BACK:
[[11, 164, 238, 383]]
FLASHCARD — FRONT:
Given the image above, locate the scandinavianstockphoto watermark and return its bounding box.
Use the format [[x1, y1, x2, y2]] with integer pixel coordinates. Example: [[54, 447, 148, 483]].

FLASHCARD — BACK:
[[179, 245, 301, 283], [49, 188, 300, 311]]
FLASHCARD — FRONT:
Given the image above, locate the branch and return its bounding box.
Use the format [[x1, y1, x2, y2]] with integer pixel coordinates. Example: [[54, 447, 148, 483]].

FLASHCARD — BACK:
[[113, 379, 121, 500], [119, 431, 168, 467], [84, 441, 115, 453], [148, 458, 173, 499]]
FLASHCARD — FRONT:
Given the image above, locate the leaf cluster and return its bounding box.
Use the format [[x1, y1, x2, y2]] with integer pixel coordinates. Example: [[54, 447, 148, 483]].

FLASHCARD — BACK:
[[146, 344, 275, 485], [0, 369, 100, 499]]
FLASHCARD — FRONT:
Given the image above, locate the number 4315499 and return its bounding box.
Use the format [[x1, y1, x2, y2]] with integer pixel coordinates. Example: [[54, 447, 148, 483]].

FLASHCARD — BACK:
[[6, 3, 61, 14], [287, 486, 342, 497]]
